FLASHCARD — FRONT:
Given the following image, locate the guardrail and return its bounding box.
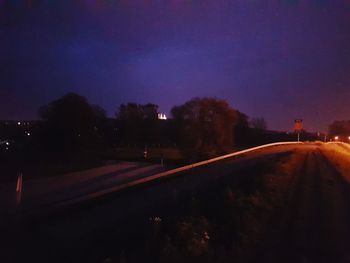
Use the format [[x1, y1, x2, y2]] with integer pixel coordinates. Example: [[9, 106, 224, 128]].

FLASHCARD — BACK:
[[59, 141, 302, 207]]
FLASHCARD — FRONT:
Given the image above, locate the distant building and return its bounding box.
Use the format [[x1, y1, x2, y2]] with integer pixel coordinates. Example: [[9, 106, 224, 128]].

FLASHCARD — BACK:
[[158, 113, 167, 120]]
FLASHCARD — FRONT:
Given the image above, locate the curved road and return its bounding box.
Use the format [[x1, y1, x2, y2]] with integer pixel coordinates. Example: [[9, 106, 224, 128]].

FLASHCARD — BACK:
[[2, 142, 350, 263]]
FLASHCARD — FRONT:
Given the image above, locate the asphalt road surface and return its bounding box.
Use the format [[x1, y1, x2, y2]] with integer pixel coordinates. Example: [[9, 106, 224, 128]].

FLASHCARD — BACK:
[[0, 161, 168, 214], [1, 142, 350, 263], [252, 143, 350, 263]]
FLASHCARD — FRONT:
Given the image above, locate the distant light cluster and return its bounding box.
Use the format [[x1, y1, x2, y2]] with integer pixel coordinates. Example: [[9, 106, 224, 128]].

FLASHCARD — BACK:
[[333, 135, 350, 142], [0, 140, 10, 146], [158, 113, 167, 120], [0, 140, 10, 151]]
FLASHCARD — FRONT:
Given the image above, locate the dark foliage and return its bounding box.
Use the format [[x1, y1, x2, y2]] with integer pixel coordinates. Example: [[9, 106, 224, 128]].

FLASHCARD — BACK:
[[38, 93, 108, 151], [171, 97, 239, 157], [116, 103, 171, 145], [250, 117, 267, 131], [329, 120, 350, 140]]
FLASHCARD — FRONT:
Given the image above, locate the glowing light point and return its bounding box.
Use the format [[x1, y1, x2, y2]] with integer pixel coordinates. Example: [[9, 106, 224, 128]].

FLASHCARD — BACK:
[[335, 136, 339, 140], [158, 113, 167, 120]]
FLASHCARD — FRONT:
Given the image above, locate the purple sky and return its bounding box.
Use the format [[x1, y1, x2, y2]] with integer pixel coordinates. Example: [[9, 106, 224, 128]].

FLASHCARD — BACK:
[[2, 0, 350, 132]]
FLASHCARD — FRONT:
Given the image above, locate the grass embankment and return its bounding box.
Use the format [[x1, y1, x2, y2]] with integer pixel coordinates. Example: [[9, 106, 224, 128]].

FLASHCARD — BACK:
[[102, 150, 299, 263]]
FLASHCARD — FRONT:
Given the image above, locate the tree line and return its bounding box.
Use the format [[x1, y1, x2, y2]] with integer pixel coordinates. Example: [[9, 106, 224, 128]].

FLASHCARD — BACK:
[[328, 120, 350, 141], [33, 92, 274, 158]]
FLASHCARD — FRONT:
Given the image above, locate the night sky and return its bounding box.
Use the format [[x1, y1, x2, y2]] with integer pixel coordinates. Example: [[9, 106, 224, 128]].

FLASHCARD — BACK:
[[2, 0, 350, 132]]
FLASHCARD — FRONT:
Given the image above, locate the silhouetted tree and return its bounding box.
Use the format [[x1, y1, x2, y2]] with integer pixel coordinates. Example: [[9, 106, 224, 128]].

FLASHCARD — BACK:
[[250, 117, 267, 131], [39, 93, 107, 151], [329, 120, 350, 139], [234, 111, 250, 146], [116, 103, 160, 145], [171, 97, 239, 157]]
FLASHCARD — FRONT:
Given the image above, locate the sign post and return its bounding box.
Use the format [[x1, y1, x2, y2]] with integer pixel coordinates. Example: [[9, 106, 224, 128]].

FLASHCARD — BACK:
[[16, 172, 23, 207], [143, 145, 148, 159], [294, 119, 303, 142]]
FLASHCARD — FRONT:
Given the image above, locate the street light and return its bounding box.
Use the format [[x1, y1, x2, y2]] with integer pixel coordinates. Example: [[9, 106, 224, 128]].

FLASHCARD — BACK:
[[335, 136, 339, 140]]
